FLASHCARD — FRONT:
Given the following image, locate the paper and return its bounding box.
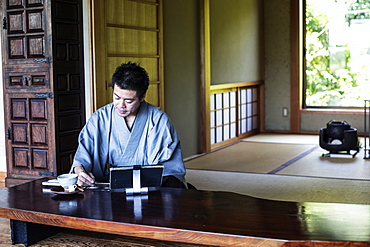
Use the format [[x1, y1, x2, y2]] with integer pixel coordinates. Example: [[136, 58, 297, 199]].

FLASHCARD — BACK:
[[42, 179, 60, 186]]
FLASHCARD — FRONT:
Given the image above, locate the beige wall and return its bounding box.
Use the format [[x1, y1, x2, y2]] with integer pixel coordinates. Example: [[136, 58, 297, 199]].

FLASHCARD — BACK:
[[163, 0, 201, 158], [210, 0, 264, 84], [264, 0, 291, 131]]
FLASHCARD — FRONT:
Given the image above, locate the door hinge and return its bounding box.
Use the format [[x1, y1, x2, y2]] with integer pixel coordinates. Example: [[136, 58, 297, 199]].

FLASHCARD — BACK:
[[39, 171, 56, 177], [35, 93, 53, 99], [7, 128, 11, 140], [34, 57, 52, 63], [2, 17, 7, 30]]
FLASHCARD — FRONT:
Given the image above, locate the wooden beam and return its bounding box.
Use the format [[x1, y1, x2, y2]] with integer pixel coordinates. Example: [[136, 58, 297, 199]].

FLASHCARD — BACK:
[[200, 0, 211, 153], [290, 0, 302, 132]]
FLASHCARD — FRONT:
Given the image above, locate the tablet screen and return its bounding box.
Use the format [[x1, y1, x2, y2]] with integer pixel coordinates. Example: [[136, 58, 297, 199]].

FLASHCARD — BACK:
[[110, 165, 164, 189]]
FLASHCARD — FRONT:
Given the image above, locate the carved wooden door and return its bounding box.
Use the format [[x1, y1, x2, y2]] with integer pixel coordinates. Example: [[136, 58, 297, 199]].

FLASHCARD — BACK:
[[2, 0, 55, 180], [2, 0, 85, 184]]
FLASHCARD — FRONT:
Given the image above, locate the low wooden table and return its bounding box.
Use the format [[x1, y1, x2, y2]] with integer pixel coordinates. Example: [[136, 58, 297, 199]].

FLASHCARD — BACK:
[[0, 178, 369, 246]]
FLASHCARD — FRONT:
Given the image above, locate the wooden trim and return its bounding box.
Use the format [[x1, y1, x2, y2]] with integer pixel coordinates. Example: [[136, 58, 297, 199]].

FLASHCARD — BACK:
[[107, 54, 160, 58], [158, 0, 164, 110], [211, 88, 238, 94], [200, 0, 211, 153], [92, 0, 107, 110], [211, 137, 239, 150], [300, 108, 363, 115], [129, 0, 159, 6], [290, 0, 301, 132], [259, 84, 265, 132], [106, 23, 159, 32], [85, 0, 95, 114], [210, 80, 263, 91]]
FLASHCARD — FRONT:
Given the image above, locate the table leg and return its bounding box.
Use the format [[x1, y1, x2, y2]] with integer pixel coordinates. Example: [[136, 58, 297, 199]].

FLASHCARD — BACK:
[[10, 219, 63, 246]]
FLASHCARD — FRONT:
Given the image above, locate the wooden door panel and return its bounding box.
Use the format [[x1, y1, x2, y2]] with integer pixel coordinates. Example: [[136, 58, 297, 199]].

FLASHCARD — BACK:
[[11, 98, 27, 119], [13, 148, 28, 167], [6, 93, 55, 177], [7, 22, 46, 59], [12, 123, 28, 144], [94, 0, 163, 109], [27, 35, 45, 57], [4, 67, 50, 90], [7, 0, 44, 8], [4, 0, 49, 65], [27, 9, 44, 32], [33, 148, 48, 169], [30, 98, 47, 119], [105, 28, 158, 55], [8, 11, 24, 34], [31, 124, 47, 144], [52, 0, 85, 174]]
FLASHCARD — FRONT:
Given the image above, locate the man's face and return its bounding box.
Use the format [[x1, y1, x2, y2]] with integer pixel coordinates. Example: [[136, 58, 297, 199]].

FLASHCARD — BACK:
[[113, 85, 144, 118]]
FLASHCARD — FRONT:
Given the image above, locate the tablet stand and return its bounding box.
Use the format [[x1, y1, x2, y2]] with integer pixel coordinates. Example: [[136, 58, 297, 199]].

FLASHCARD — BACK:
[[125, 166, 149, 195]]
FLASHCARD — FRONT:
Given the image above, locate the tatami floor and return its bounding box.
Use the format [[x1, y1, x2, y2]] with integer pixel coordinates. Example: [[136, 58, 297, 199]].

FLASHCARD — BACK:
[[185, 133, 370, 204], [185, 133, 370, 181]]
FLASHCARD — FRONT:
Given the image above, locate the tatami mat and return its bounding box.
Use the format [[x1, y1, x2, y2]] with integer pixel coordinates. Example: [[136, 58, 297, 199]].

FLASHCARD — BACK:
[[185, 134, 370, 181], [277, 146, 370, 180], [184, 133, 370, 204], [185, 169, 370, 204], [185, 142, 317, 174], [241, 133, 319, 144]]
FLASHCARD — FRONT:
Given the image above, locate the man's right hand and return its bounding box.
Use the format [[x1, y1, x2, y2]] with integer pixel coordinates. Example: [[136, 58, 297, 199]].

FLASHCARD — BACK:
[[74, 166, 95, 187]]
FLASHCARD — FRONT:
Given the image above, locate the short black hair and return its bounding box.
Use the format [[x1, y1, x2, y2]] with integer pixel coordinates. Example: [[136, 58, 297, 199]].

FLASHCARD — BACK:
[[111, 62, 149, 98]]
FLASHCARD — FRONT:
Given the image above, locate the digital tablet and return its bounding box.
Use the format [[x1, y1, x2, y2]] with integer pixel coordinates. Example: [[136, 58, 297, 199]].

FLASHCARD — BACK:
[[109, 165, 164, 190]]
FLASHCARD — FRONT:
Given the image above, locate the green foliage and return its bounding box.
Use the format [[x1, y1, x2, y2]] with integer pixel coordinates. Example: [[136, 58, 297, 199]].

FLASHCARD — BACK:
[[305, 0, 365, 107]]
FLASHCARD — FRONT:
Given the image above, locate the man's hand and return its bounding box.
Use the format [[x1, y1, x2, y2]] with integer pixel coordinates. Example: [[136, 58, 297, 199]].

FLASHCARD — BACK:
[[74, 166, 95, 187]]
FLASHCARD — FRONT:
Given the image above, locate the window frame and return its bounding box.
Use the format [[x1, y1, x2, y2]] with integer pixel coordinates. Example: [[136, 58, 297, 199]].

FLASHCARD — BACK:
[[301, 0, 366, 110], [289, 0, 363, 132]]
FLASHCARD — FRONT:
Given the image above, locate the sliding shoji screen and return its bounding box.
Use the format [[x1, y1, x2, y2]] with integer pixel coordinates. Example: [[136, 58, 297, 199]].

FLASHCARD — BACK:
[[238, 87, 259, 135], [210, 90, 238, 145], [210, 86, 259, 148]]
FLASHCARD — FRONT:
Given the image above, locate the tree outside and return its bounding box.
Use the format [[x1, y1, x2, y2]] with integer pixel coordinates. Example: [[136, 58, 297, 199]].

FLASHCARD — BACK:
[[305, 0, 370, 107]]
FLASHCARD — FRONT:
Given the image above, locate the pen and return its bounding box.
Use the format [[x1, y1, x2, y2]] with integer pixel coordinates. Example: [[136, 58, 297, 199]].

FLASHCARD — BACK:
[[80, 165, 92, 178], [80, 165, 95, 187]]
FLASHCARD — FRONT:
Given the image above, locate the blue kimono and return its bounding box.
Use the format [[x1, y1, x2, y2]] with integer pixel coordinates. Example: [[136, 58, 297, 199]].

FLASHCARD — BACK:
[[71, 101, 186, 183]]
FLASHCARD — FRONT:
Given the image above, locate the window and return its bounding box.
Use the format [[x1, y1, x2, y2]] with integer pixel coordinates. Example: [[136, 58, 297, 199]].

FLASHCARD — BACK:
[[305, 0, 370, 107], [210, 86, 259, 147]]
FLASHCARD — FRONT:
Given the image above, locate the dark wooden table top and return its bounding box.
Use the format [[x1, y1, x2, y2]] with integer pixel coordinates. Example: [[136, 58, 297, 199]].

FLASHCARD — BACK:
[[0, 178, 369, 246]]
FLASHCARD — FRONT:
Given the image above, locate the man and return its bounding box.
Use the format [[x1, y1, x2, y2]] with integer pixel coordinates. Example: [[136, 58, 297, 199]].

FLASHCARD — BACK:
[[71, 62, 187, 188]]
